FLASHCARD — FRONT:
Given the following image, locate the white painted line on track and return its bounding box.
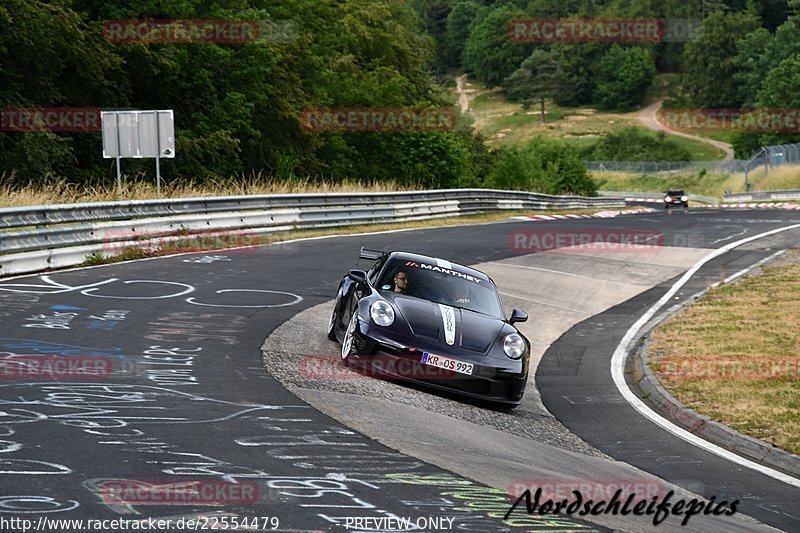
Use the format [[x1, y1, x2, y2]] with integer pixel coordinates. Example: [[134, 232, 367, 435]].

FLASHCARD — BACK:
[[710, 229, 748, 245], [610, 223, 800, 488], [495, 261, 600, 280], [497, 291, 586, 315]]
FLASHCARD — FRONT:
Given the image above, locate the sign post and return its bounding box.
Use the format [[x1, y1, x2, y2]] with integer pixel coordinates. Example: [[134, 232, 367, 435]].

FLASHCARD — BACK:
[[156, 115, 161, 195], [102, 110, 175, 195], [114, 118, 122, 193]]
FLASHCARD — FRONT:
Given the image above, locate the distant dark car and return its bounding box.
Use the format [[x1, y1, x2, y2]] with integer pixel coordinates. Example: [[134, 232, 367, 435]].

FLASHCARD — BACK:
[[664, 189, 689, 210], [327, 249, 530, 406]]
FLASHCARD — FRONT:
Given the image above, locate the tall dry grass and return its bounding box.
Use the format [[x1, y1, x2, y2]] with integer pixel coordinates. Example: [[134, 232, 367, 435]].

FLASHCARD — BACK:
[[744, 164, 800, 192], [0, 171, 419, 207], [595, 164, 800, 199]]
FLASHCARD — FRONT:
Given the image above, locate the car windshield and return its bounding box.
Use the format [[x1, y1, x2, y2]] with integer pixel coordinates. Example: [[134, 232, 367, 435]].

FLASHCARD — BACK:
[[378, 258, 504, 318], [668, 190, 685, 195]]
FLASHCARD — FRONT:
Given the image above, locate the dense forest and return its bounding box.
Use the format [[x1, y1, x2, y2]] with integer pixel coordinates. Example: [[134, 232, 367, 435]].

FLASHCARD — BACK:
[[1, 0, 799, 196]]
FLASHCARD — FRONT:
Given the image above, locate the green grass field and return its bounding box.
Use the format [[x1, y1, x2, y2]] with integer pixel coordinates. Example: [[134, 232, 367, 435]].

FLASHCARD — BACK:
[[595, 172, 739, 199], [458, 76, 724, 160], [649, 249, 800, 455]]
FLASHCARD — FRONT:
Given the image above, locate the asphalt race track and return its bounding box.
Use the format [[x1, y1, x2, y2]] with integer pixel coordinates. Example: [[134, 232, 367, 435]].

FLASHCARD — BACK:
[[0, 207, 799, 532]]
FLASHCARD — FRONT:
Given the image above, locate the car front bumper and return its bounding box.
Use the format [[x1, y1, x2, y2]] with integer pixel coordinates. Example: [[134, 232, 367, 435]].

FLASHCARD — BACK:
[[347, 321, 528, 404], [665, 199, 689, 207]]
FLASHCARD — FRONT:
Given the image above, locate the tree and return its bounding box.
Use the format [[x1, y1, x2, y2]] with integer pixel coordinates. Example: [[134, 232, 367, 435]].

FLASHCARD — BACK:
[[581, 127, 693, 161], [732, 53, 800, 157], [2, 0, 481, 186], [443, 0, 479, 69], [682, 12, 760, 107], [732, 28, 774, 107], [505, 49, 561, 122], [730, 131, 764, 159], [733, 22, 800, 107], [409, 0, 453, 73], [487, 137, 597, 196], [758, 54, 800, 109], [753, 54, 800, 145], [462, 4, 530, 88], [534, 137, 597, 196], [753, 0, 789, 31], [548, 42, 608, 107], [593, 45, 655, 111], [0, 0, 124, 182]]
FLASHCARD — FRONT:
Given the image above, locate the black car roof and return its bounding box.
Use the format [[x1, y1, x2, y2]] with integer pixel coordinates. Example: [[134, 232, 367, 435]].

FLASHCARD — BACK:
[[667, 189, 685, 194], [387, 251, 493, 283]]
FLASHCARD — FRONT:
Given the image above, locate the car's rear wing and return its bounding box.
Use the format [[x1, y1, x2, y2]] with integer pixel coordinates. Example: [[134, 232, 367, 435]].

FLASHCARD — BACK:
[[358, 247, 386, 261]]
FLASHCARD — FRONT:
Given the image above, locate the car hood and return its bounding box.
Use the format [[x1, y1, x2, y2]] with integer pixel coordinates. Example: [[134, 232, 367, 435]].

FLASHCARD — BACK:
[[385, 294, 504, 354]]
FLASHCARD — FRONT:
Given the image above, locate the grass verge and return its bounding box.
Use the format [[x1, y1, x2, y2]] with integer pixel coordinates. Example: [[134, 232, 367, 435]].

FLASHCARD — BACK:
[[594, 172, 735, 199], [648, 248, 800, 455]]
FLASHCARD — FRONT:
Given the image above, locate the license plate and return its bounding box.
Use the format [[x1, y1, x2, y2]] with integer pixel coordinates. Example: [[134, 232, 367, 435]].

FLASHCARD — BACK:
[[420, 352, 473, 375]]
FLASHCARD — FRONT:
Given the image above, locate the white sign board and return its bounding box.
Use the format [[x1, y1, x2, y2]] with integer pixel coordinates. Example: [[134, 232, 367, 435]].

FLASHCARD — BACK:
[[101, 110, 175, 194], [102, 110, 175, 159]]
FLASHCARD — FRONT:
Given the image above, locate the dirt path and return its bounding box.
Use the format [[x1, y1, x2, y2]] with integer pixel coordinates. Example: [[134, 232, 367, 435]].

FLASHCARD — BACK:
[[636, 100, 735, 161], [455, 74, 470, 113]]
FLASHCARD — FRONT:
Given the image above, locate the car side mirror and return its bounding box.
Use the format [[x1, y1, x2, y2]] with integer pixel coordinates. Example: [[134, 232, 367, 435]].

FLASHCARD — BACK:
[[348, 269, 368, 286], [509, 309, 528, 324]]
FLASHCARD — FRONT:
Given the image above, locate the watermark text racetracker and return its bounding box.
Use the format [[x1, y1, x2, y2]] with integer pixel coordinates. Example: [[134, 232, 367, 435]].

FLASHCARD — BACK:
[[655, 355, 799, 382], [301, 354, 467, 381], [103, 19, 297, 44], [101, 228, 267, 256], [510, 229, 664, 254], [660, 108, 800, 132], [508, 478, 666, 502], [509, 18, 701, 42], [1, 108, 100, 132], [100, 479, 260, 506], [0, 356, 111, 380], [300, 108, 456, 132]]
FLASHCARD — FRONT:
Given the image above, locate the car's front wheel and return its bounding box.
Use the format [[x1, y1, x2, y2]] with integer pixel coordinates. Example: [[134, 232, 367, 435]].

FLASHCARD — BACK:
[[327, 293, 341, 341], [341, 312, 359, 363]]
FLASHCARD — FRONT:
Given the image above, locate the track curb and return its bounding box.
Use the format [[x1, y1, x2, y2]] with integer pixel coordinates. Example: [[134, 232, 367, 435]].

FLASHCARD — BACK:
[[624, 199, 800, 210], [513, 206, 656, 221]]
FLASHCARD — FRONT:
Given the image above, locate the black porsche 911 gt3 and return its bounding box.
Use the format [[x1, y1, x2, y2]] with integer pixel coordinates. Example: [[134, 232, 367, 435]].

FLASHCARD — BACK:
[[327, 248, 530, 406]]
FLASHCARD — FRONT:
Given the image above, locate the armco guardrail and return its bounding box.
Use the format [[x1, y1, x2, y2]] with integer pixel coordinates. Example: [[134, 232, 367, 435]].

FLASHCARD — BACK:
[[0, 189, 625, 277], [723, 189, 800, 202]]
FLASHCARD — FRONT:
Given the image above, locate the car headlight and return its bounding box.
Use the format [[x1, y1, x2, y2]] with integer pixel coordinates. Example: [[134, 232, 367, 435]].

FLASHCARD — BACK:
[[370, 300, 395, 327], [664, 197, 672, 202], [681, 195, 688, 202], [503, 333, 525, 359]]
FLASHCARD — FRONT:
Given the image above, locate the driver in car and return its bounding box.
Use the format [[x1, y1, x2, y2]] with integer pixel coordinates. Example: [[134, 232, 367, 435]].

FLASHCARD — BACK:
[[393, 271, 410, 294]]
